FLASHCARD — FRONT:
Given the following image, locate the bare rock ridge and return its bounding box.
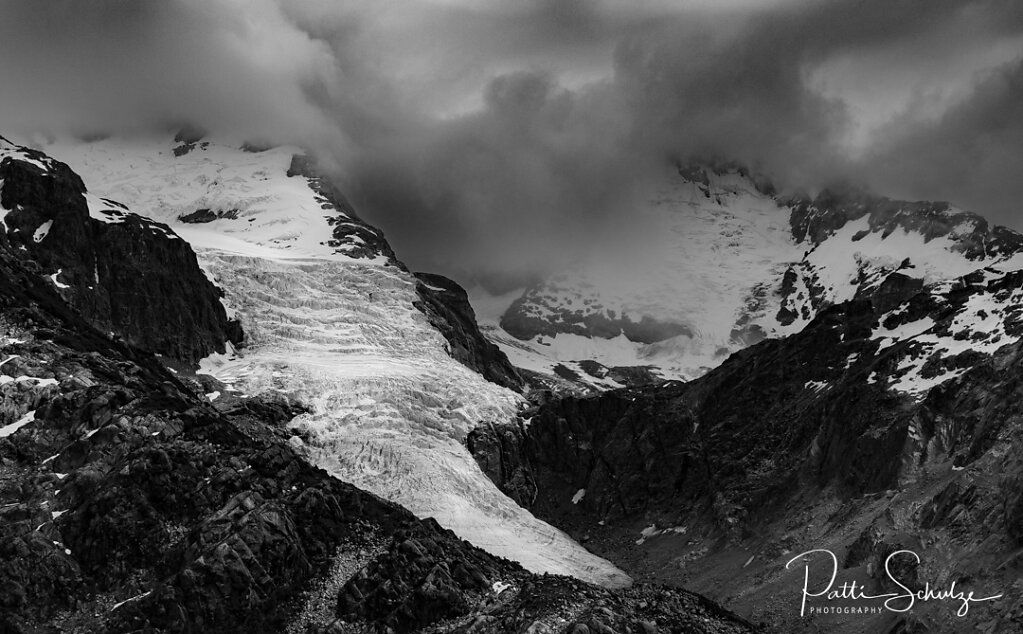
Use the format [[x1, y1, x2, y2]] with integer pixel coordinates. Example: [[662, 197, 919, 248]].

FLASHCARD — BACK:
[[413, 271, 523, 391], [0, 138, 756, 633], [0, 137, 242, 365], [786, 185, 1023, 255], [285, 154, 399, 263]]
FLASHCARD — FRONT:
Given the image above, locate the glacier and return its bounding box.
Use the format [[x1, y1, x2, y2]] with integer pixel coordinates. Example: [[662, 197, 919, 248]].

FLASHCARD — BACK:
[[43, 134, 630, 587]]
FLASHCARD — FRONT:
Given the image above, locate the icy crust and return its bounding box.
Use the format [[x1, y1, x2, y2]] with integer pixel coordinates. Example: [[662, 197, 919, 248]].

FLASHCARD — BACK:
[[47, 135, 629, 587], [195, 253, 630, 587], [495, 164, 1023, 385]]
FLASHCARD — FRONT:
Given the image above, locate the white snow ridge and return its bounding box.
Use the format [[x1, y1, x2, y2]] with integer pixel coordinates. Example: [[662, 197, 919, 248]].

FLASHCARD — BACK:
[[50, 135, 630, 588]]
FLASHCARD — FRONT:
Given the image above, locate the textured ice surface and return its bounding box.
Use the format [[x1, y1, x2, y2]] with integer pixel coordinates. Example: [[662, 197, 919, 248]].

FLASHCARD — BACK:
[[47, 135, 630, 587]]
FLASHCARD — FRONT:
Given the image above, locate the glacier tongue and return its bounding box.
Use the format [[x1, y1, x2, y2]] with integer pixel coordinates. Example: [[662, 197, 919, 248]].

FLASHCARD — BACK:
[[196, 252, 630, 587]]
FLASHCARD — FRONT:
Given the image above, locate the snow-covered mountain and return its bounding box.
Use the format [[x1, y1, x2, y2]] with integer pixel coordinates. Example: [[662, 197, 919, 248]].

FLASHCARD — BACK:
[[461, 163, 1023, 633], [9, 131, 1023, 633], [7, 132, 628, 587], [486, 162, 1023, 390]]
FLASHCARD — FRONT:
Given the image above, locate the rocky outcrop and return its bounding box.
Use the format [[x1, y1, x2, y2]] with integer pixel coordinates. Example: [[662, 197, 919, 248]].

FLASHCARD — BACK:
[[413, 272, 523, 390], [0, 139, 241, 364], [337, 527, 757, 634], [178, 208, 239, 223], [500, 289, 692, 344], [286, 154, 398, 262], [853, 270, 925, 314], [466, 421, 537, 508]]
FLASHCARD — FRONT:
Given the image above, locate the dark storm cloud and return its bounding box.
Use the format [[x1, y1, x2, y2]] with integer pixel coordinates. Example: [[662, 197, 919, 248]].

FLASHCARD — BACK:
[[861, 57, 1023, 221], [0, 0, 345, 149], [1, 0, 1021, 282], [336, 0, 1023, 282]]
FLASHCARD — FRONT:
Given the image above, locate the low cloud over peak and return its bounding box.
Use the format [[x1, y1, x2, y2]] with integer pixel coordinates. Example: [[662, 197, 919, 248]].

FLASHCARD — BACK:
[[2, 0, 1021, 283]]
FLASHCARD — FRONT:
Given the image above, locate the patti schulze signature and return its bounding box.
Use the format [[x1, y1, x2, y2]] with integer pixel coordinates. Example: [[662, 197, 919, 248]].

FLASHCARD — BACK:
[[785, 549, 1003, 617]]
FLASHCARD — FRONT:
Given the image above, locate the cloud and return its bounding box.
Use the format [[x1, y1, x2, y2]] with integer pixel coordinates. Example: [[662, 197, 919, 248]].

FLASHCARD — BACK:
[[861, 56, 1023, 221], [1, 0, 1021, 284], [0, 0, 345, 151]]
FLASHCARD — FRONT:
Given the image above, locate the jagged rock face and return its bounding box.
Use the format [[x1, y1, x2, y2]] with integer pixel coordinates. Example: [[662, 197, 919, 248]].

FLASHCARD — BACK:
[[466, 421, 537, 508], [472, 268, 1023, 632], [788, 187, 1023, 258], [0, 140, 241, 364], [413, 272, 523, 391]]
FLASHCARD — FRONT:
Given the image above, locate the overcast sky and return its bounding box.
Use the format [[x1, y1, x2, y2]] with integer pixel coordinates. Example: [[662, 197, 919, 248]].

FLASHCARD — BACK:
[[2, 0, 1021, 286]]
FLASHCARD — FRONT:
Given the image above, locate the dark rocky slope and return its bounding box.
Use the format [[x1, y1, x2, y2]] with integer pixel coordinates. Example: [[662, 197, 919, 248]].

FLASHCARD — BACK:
[[472, 269, 1023, 632], [0, 137, 242, 365]]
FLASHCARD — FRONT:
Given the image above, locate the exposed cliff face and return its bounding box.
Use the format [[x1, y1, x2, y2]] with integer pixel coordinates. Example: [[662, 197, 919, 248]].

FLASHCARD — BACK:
[[0, 153, 756, 634], [0, 138, 241, 365], [471, 266, 1023, 632], [413, 272, 523, 391], [466, 419, 537, 508]]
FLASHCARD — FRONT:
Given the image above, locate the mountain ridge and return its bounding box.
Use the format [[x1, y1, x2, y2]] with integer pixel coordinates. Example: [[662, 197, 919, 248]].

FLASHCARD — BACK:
[[487, 162, 1023, 392]]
